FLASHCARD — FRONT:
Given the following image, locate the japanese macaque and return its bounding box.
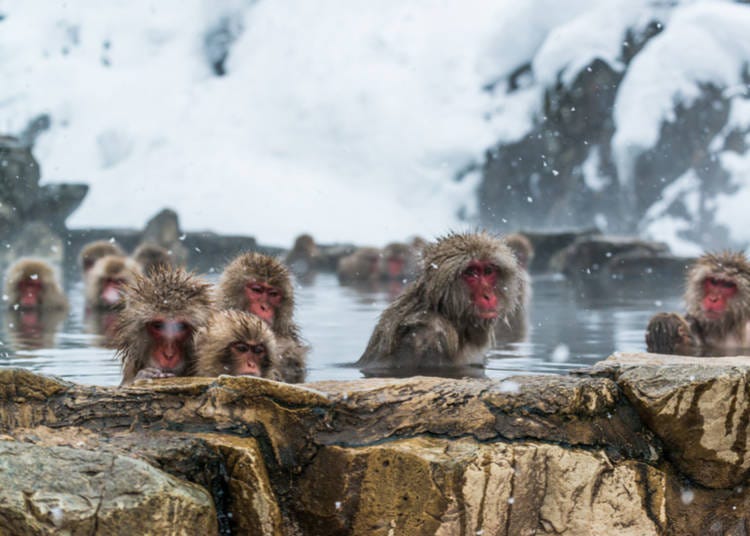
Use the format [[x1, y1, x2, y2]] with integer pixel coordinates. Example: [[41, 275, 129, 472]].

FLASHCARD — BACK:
[[337, 247, 382, 284], [357, 231, 525, 372], [504, 233, 535, 271], [285, 234, 323, 276], [85, 255, 141, 310], [116, 266, 213, 385], [195, 310, 283, 380], [381, 242, 421, 282], [216, 252, 308, 382], [494, 233, 534, 343], [133, 242, 174, 275], [646, 251, 750, 355], [4, 259, 68, 312], [79, 240, 125, 277], [3, 259, 68, 349]]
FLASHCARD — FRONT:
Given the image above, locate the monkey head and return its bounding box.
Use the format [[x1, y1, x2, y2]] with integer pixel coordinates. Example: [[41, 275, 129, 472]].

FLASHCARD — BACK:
[[79, 240, 125, 275], [685, 251, 750, 332], [195, 310, 282, 379], [421, 232, 524, 327], [116, 266, 214, 382], [87, 255, 141, 310], [4, 258, 67, 311], [503, 233, 534, 271], [217, 252, 295, 333]]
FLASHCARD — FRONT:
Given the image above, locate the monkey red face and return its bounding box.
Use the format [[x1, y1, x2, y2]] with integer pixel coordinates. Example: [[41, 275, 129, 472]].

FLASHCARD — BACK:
[[702, 277, 738, 320], [18, 277, 43, 308], [387, 256, 405, 278], [147, 318, 192, 371], [462, 261, 499, 319], [101, 278, 126, 305], [244, 281, 282, 324], [230, 341, 267, 376]]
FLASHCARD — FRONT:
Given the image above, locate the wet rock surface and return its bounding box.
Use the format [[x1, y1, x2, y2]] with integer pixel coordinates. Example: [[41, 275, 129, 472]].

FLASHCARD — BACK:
[[2, 358, 750, 534]]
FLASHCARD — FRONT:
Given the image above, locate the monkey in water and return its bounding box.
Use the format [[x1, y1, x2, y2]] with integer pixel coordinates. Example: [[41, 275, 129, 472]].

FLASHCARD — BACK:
[[116, 266, 214, 385], [79, 240, 125, 277], [646, 251, 750, 355], [132, 242, 174, 275], [194, 310, 283, 380], [85, 255, 141, 310], [357, 231, 525, 372], [216, 252, 308, 382], [4, 259, 68, 348], [494, 232, 534, 343]]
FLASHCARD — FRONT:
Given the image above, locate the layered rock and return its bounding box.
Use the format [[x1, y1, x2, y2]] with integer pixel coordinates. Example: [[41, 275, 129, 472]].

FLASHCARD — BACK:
[[2, 357, 750, 534]]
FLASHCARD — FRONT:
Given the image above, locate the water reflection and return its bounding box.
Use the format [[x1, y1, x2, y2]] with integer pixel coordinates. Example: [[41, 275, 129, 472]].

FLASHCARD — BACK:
[[0, 272, 681, 385]]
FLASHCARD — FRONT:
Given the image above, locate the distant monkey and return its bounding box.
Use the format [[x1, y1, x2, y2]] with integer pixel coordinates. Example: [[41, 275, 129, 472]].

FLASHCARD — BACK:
[[116, 266, 213, 385], [85, 255, 141, 310], [4, 259, 68, 349], [358, 231, 525, 371], [4, 259, 68, 311], [79, 240, 125, 276], [217, 252, 308, 382], [646, 251, 750, 355], [133, 242, 174, 275], [381, 242, 421, 282], [504, 233, 535, 271], [285, 234, 323, 276], [336, 247, 382, 284], [494, 233, 534, 343], [195, 310, 283, 380]]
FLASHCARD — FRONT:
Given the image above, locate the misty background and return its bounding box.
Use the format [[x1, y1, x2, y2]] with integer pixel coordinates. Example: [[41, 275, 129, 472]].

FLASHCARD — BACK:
[[2, 0, 750, 253]]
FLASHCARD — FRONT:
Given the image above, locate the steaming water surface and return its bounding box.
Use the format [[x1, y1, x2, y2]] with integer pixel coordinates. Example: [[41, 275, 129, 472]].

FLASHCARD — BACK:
[[0, 273, 681, 386]]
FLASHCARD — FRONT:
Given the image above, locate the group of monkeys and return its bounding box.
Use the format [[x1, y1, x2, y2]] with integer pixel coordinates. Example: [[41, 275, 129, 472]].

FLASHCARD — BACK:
[[3, 229, 750, 387]]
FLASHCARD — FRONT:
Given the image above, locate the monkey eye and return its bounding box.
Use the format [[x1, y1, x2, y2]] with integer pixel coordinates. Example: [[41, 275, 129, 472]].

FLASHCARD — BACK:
[[149, 320, 164, 330], [463, 266, 480, 278], [250, 344, 265, 355], [233, 342, 250, 353], [267, 289, 281, 299], [483, 265, 497, 276], [248, 284, 264, 294]]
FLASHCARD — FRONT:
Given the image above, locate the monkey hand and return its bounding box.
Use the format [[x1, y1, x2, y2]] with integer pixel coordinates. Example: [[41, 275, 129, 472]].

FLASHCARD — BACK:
[[134, 367, 176, 381], [645, 312, 695, 355]]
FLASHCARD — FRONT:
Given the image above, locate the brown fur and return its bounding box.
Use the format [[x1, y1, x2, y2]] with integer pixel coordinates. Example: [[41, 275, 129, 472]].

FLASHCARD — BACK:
[[337, 247, 382, 284], [85, 255, 141, 310], [133, 242, 173, 275], [504, 233, 535, 271], [358, 231, 525, 370], [194, 310, 283, 380], [4, 258, 68, 311], [116, 266, 214, 385], [79, 240, 125, 274], [381, 242, 421, 282], [285, 234, 322, 273], [216, 252, 299, 340], [275, 336, 309, 383], [646, 251, 750, 353]]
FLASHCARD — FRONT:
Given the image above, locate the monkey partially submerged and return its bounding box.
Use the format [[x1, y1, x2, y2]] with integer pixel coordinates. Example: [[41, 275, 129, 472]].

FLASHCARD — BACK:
[[357, 231, 525, 373], [646, 251, 750, 355], [195, 310, 283, 380], [79, 240, 125, 277], [4, 258, 68, 312], [116, 266, 214, 385], [85, 255, 141, 310], [217, 252, 308, 382]]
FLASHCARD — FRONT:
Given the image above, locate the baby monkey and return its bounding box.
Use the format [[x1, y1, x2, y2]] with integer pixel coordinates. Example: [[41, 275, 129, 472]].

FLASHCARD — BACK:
[[195, 310, 283, 380]]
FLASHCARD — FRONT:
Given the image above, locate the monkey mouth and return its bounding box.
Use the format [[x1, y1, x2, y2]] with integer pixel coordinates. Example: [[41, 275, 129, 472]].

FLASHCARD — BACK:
[[475, 310, 498, 320]]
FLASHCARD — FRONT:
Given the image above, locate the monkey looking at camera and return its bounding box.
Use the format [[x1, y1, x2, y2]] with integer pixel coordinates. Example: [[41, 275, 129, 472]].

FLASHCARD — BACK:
[[357, 231, 525, 372]]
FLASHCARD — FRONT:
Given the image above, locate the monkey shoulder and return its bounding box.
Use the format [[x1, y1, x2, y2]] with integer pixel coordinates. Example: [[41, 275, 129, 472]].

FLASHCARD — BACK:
[[391, 314, 460, 366], [645, 312, 696, 355]]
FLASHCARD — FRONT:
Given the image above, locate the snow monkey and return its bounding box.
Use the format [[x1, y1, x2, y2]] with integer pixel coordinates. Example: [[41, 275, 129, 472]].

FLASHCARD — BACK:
[[195, 310, 283, 380], [116, 266, 214, 385], [216, 252, 308, 382], [646, 251, 750, 355], [79, 240, 125, 277], [357, 231, 525, 371], [336, 247, 382, 284], [503, 232, 535, 271], [494, 232, 534, 343], [85, 255, 141, 310], [132, 242, 174, 275], [381, 241, 421, 282], [4, 258, 68, 312]]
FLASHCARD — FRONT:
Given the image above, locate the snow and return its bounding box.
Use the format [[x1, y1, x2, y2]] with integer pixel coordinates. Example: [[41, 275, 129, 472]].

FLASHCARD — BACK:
[[0, 0, 523, 247], [3, 0, 750, 253]]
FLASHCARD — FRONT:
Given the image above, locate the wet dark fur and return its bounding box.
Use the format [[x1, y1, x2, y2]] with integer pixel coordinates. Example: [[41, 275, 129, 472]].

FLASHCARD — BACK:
[[358, 231, 525, 370]]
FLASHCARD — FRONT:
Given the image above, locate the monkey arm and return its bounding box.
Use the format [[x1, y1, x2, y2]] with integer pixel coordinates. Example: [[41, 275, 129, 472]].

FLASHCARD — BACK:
[[645, 312, 697, 355]]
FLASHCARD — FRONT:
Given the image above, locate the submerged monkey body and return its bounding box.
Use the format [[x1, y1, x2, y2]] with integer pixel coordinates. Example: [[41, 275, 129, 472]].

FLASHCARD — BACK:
[[358, 232, 524, 371]]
